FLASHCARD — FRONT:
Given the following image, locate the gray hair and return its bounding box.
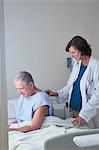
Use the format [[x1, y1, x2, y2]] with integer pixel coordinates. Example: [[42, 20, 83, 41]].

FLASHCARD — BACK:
[[15, 71, 34, 85]]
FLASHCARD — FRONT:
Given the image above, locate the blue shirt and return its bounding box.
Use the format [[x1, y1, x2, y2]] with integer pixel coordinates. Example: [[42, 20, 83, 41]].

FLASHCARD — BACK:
[[16, 92, 53, 123], [70, 63, 87, 111]]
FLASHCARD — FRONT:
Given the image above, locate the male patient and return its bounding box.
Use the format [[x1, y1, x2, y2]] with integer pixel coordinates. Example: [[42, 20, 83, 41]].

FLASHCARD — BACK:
[[8, 71, 53, 133]]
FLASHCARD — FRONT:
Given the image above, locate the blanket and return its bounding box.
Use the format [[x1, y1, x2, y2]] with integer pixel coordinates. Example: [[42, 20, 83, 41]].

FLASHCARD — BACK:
[[9, 116, 90, 150], [9, 125, 65, 150]]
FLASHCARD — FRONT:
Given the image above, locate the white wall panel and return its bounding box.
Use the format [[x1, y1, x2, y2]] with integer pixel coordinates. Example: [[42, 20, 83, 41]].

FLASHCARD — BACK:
[[4, 1, 99, 99]]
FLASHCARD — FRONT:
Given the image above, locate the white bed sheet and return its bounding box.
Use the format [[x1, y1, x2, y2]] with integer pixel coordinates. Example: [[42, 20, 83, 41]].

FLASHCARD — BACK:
[[9, 116, 90, 150], [9, 125, 65, 150]]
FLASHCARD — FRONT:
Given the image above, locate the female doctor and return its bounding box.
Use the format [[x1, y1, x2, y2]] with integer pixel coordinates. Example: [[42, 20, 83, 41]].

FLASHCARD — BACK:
[[46, 36, 99, 128]]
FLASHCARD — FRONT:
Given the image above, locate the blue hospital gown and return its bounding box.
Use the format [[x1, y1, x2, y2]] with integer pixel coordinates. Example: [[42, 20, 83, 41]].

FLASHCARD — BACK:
[[16, 92, 53, 123]]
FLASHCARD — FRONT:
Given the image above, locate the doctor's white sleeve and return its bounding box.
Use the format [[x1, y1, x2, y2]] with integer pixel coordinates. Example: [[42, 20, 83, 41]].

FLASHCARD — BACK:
[[56, 85, 69, 103], [56, 66, 76, 103], [56, 61, 78, 104]]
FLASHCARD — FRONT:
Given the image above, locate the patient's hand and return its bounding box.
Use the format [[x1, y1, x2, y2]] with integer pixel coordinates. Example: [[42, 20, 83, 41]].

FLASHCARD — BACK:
[[72, 116, 86, 127], [45, 90, 58, 97]]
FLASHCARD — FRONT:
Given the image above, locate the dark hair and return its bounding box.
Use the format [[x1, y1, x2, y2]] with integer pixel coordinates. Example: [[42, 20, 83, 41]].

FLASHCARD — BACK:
[[65, 36, 92, 56], [15, 71, 34, 85]]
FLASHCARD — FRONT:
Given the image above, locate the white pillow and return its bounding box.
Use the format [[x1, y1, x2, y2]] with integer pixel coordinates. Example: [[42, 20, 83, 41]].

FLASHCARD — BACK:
[[8, 99, 17, 119], [8, 118, 17, 126]]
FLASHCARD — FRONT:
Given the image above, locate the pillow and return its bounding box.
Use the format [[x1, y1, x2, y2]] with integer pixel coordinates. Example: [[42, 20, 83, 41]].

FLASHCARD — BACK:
[[8, 118, 17, 126], [8, 99, 17, 119]]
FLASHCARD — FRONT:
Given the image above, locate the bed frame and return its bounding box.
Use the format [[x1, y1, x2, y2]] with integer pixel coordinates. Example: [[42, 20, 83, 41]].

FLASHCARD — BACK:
[[44, 128, 99, 150]]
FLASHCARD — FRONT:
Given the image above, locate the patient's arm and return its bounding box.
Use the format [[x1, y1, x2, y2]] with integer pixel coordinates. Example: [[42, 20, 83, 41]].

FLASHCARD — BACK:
[[8, 105, 48, 133]]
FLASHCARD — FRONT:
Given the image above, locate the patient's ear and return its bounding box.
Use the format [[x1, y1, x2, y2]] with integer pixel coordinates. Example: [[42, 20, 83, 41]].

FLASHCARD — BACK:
[[29, 82, 34, 89]]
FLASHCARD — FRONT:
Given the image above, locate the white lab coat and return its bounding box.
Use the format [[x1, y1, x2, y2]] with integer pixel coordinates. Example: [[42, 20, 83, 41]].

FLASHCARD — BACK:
[[57, 57, 99, 128]]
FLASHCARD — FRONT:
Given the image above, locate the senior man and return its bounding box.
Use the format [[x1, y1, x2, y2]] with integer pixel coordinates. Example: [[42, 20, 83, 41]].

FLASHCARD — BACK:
[[9, 71, 53, 132]]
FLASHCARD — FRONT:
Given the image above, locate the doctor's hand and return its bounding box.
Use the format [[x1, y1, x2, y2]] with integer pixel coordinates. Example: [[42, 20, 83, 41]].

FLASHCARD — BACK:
[[45, 90, 58, 97], [72, 116, 86, 127]]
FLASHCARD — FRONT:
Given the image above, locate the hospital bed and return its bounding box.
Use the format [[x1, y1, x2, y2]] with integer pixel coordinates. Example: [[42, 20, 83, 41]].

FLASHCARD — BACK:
[[8, 98, 99, 150], [45, 128, 99, 150]]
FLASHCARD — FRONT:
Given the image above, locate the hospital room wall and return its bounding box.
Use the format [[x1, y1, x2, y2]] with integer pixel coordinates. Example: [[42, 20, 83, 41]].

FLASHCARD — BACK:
[[97, 3, 99, 55], [91, 1, 99, 58], [4, 1, 99, 99]]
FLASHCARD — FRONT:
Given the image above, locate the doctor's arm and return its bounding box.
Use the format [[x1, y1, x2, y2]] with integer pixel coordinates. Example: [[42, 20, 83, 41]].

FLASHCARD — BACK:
[[8, 105, 48, 133], [46, 62, 77, 103], [46, 71, 75, 103]]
